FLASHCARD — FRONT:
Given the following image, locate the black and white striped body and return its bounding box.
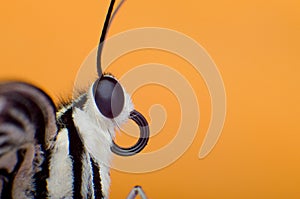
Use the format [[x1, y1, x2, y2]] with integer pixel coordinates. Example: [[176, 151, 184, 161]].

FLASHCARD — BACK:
[[0, 81, 133, 199], [48, 85, 133, 199]]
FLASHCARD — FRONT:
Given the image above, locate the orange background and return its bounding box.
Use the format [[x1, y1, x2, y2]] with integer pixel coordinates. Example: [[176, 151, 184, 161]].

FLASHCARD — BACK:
[[1, 0, 300, 198]]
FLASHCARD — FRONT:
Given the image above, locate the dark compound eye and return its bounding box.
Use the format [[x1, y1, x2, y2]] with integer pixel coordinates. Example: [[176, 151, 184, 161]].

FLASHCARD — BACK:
[[93, 75, 124, 119]]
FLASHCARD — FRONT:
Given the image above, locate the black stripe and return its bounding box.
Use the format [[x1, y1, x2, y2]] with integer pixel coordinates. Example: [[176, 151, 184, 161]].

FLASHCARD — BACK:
[[61, 108, 84, 199], [0, 113, 24, 130], [0, 141, 11, 148], [90, 157, 103, 199], [33, 149, 51, 198]]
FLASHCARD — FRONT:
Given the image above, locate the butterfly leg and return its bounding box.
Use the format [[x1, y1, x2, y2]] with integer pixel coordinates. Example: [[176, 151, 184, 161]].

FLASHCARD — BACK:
[[126, 185, 148, 199]]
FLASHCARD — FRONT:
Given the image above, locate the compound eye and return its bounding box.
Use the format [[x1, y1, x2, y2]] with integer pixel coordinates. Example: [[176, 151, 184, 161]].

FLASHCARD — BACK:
[[93, 75, 124, 119]]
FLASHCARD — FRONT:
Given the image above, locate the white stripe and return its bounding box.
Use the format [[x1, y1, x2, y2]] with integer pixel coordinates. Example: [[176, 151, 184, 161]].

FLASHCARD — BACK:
[[99, 164, 111, 198], [47, 128, 73, 199], [81, 152, 94, 198]]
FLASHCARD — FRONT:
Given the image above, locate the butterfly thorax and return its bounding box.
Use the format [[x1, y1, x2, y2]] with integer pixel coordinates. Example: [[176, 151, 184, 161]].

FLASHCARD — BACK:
[[47, 84, 133, 198]]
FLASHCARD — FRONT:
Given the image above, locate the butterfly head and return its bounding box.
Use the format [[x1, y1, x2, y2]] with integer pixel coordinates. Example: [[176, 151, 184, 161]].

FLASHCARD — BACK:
[[90, 0, 149, 156], [90, 74, 149, 157]]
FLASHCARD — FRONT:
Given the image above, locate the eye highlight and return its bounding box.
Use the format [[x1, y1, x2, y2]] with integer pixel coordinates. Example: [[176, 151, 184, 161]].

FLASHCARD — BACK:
[[93, 75, 125, 119]]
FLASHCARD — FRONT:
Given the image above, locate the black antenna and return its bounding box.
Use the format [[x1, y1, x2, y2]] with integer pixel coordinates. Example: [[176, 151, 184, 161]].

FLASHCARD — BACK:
[[96, 0, 127, 76], [96, 0, 116, 76]]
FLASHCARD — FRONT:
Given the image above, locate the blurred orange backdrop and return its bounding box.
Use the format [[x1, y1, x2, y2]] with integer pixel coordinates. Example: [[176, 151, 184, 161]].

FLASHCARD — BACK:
[[1, 0, 300, 198]]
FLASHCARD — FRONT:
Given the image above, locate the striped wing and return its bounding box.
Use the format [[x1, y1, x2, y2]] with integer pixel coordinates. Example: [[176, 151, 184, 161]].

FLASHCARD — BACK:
[[0, 82, 57, 198]]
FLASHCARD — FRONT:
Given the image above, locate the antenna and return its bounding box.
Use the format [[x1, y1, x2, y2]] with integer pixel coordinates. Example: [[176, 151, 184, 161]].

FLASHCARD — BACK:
[[96, 0, 127, 76]]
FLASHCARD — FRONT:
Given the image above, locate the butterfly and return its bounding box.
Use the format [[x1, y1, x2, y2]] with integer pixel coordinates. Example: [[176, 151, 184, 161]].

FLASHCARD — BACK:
[[0, 0, 149, 198]]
